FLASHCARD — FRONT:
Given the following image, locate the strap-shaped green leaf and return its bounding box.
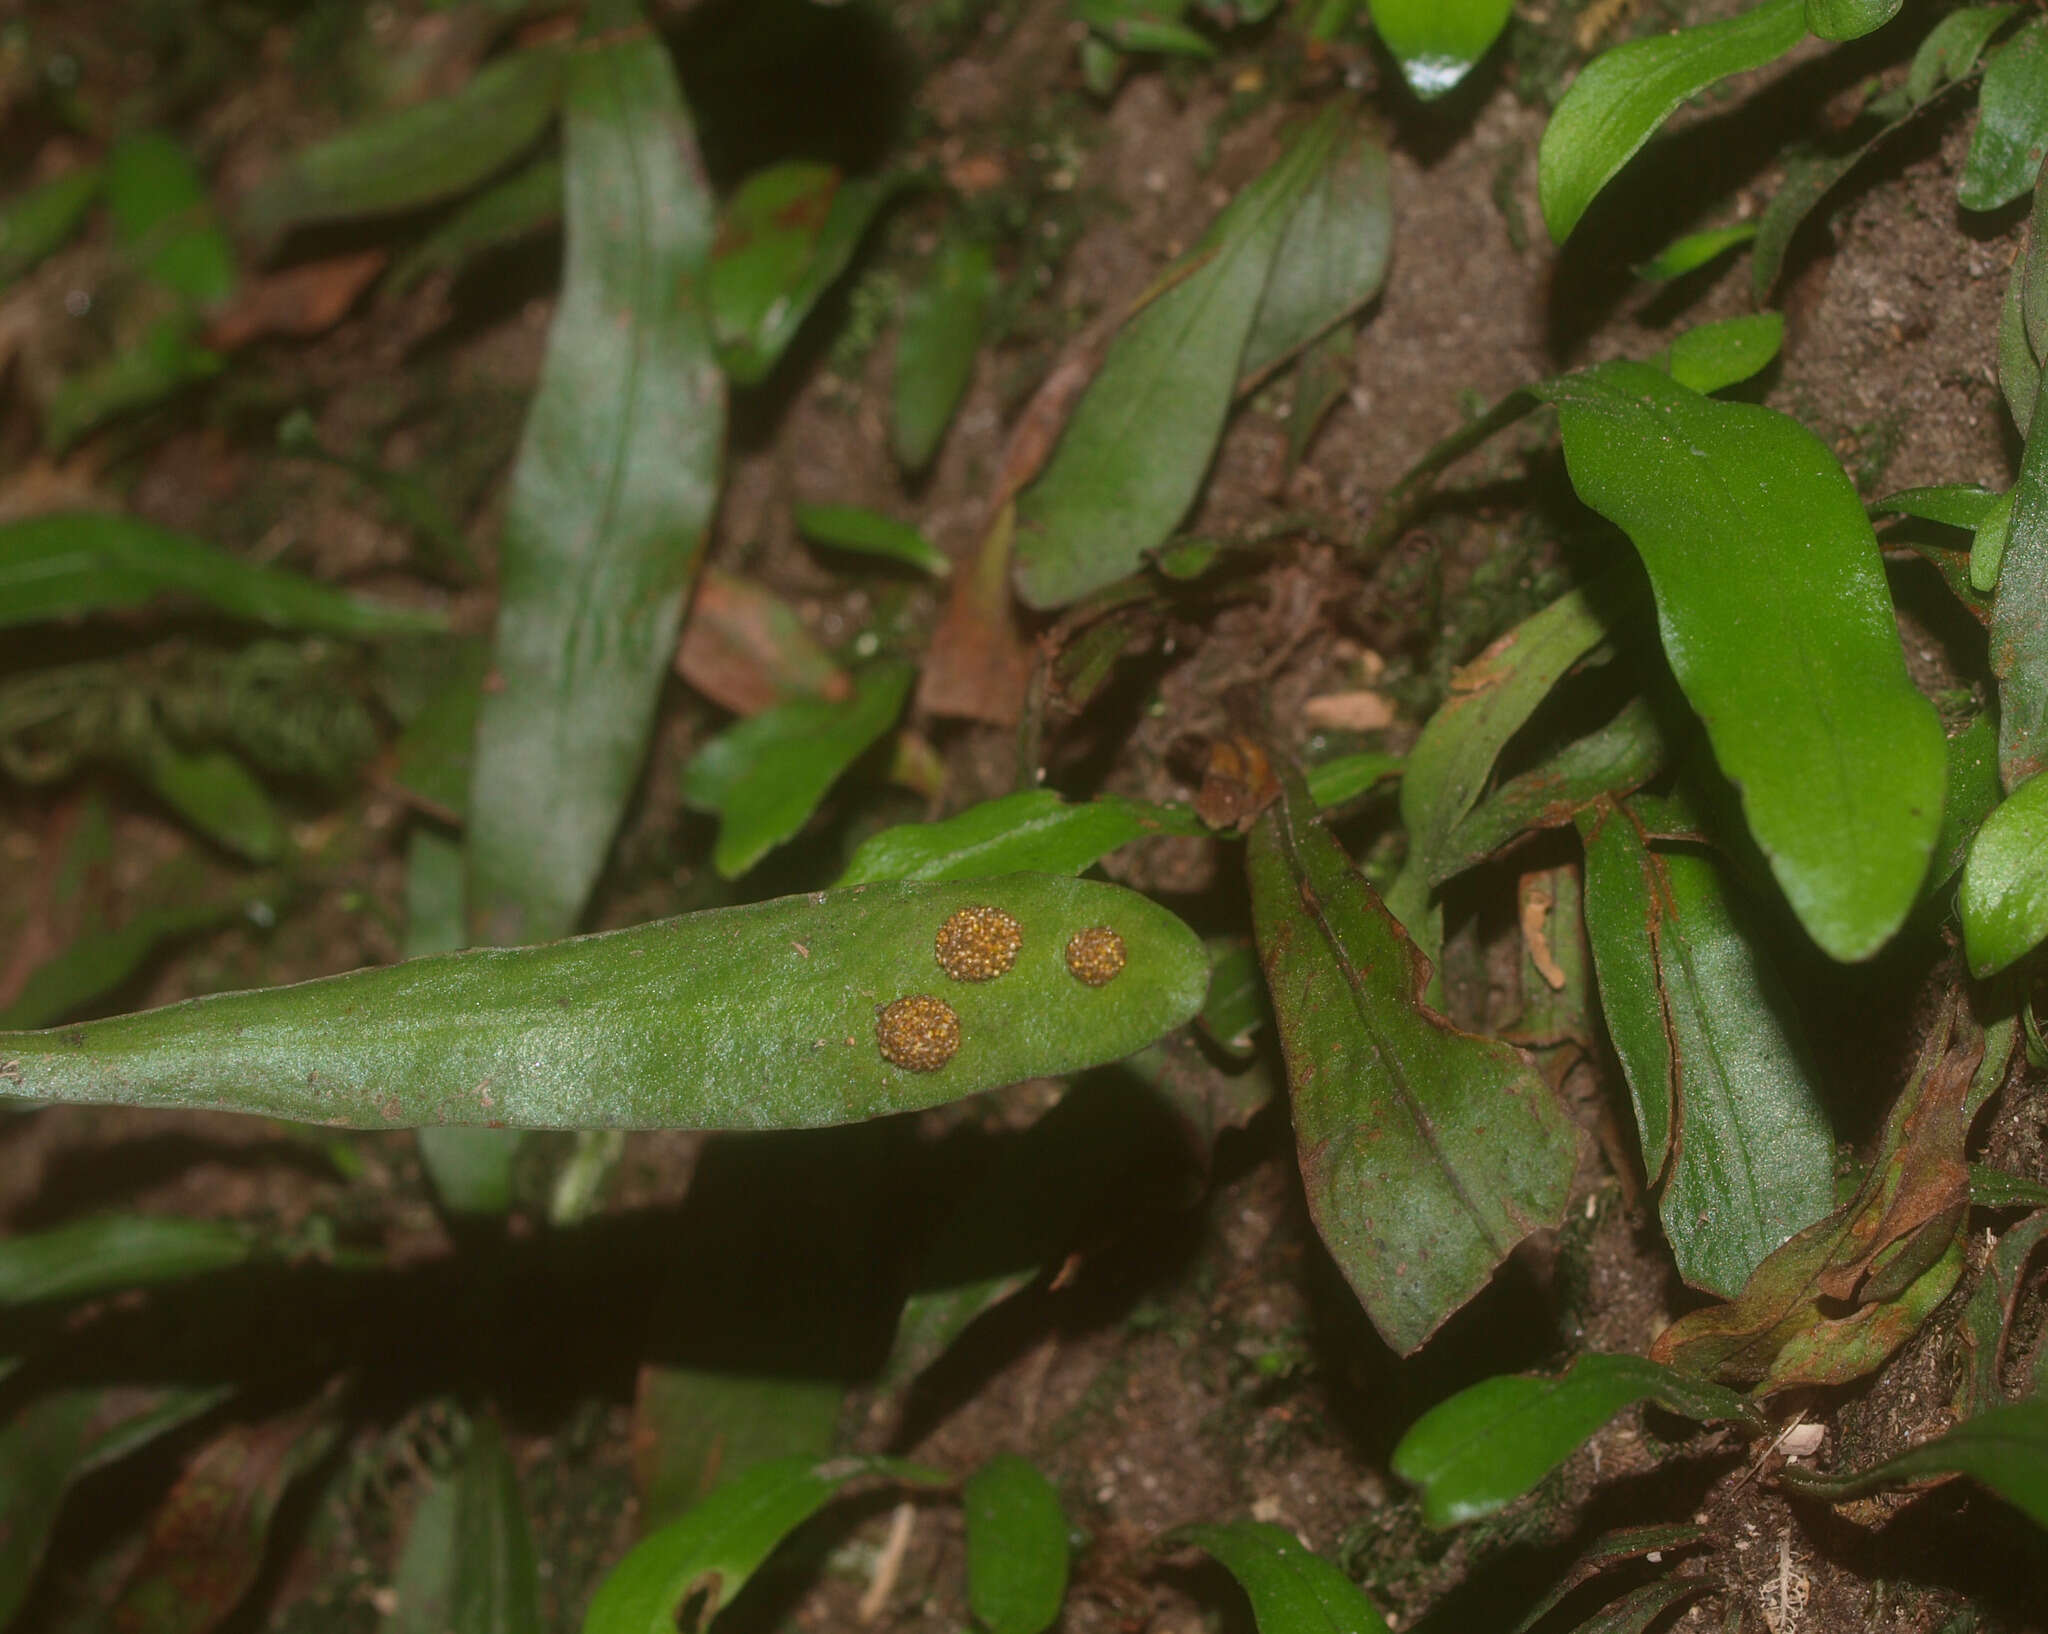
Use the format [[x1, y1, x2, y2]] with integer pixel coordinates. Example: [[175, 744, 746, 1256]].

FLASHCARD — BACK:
[[1168, 1522, 1391, 1633], [1961, 17, 2048, 211], [1544, 362, 1946, 962]]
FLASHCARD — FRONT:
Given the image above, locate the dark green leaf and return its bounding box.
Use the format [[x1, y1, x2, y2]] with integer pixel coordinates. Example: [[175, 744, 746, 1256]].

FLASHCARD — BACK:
[[1073, 0, 1215, 56], [0, 165, 102, 287], [1544, 362, 1946, 962], [1955, 1208, 2048, 1417], [1931, 713, 2002, 892], [106, 132, 235, 306], [2001, 242, 2041, 438], [1972, 1164, 2048, 1208], [1507, 1525, 1709, 1634], [1247, 762, 1580, 1353], [1960, 18, 2048, 212], [0, 1215, 254, 1305], [136, 741, 286, 863], [1805, 0, 1901, 41], [1538, 0, 1805, 242], [1014, 110, 1339, 608], [242, 48, 565, 241], [0, 1386, 230, 1629], [1369, 0, 1513, 99], [683, 660, 914, 879], [1560, 1579, 1712, 1634], [1637, 224, 1755, 282], [390, 647, 489, 823], [1961, 769, 2048, 975], [386, 153, 563, 294], [711, 163, 900, 385], [1782, 1398, 2048, 1526], [0, 875, 1211, 1132], [1663, 312, 1783, 395], [838, 790, 1205, 886], [1303, 750, 1403, 811], [1577, 802, 1835, 1295], [1994, 372, 2048, 789], [965, 1455, 1068, 1634], [1168, 1521, 1392, 1633], [443, 1419, 542, 1634], [1973, 486, 2017, 592], [1390, 1353, 1760, 1528], [1198, 939, 1267, 1056], [1875, 484, 2003, 530], [1908, 5, 2019, 104], [467, 9, 721, 943], [794, 504, 949, 577], [583, 1455, 948, 1634], [894, 234, 995, 471], [1237, 121, 1391, 385], [0, 512, 441, 636]]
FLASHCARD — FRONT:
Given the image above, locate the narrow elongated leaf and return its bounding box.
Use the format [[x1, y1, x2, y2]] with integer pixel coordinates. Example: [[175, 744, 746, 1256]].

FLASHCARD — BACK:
[[1805, 0, 1901, 40], [634, 1369, 840, 1531], [1578, 802, 1834, 1294], [584, 1455, 947, 1634], [1972, 1163, 2048, 1208], [1169, 1522, 1392, 1633], [0, 512, 441, 635], [1544, 363, 1946, 961], [1929, 714, 2000, 895], [1960, 19, 2048, 212], [1955, 1208, 2048, 1417], [965, 1455, 1068, 1634], [0, 165, 102, 286], [1305, 750, 1403, 810], [435, 1419, 543, 1634], [0, 1215, 254, 1304], [1961, 770, 2048, 975], [1663, 312, 1782, 395], [1781, 1398, 2048, 1526], [2001, 242, 2041, 438], [838, 790, 1205, 886], [794, 504, 949, 577], [0, 1386, 231, 1628], [467, 7, 722, 944], [1369, 0, 1511, 98], [138, 742, 286, 863], [387, 153, 563, 293], [1390, 1354, 1760, 1528], [0, 894, 244, 1030], [1237, 121, 1392, 384], [1538, 0, 1805, 243], [1638, 224, 1755, 282], [711, 163, 899, 385], [0, 875, 1210, 1132], [1507, 1526, 1709, 1634], [107, 132, 235, 306], [1562, 1579, 1712, 1634], [682, 660, 914, 879], [1993, 369, 2048, 789], [1014, 111, 1339, 608], [243, 47, 565, 239], [1876, 484, 2002, 530], [894, 235, 995, 471], [1247, 762, 1580, 1354], [1909, 5, 2018, 103]]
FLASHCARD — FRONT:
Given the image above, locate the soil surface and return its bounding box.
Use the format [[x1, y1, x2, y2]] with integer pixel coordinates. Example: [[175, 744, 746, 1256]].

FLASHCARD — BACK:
[[1, 2, 2045, 1633]]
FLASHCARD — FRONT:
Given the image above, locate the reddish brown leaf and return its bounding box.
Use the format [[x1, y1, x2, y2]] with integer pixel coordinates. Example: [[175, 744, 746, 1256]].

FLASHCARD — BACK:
[[203, 250, 388, 350], [675, 566, 849, 717], [917, 502, 1033, 726]]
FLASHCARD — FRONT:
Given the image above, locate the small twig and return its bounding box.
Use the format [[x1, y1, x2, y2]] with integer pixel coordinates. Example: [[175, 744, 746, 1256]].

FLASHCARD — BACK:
[[857, 1500, 918, 1625]]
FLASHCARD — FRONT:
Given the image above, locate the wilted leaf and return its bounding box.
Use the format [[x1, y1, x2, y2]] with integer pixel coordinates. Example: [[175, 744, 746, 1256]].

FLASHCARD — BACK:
[[965, 1455, 1067, 1634], [918, 502, 1035, 725], [839, 789, 1203, 886], [1167, 1522, 1392, 1633], [466, 5, 722, 944], [682, 660, 913, 879], [1544, 363, 1946, 962], [1247, 760, 1580, 1353], [1961, 769, 2048, 975], [1960, 17, 2048, 212], [0, 512, 441, 636], [676, 567, 849, 720], [894, 233, 995, 471], [1014, 110, 1339, 608], [1390, 1353, 1760, 1528], [203, 249, 387, 349]]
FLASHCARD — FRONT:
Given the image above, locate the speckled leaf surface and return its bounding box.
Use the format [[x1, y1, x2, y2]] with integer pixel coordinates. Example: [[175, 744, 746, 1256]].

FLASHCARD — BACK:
[[1247, 762, 1579, 1355]]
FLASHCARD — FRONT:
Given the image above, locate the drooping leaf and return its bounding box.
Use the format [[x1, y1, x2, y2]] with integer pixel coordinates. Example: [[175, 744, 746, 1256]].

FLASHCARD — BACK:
[[466, 6, 722, 944], [386, 152, 564, 294], [583, 1455, 948, 1634], [710, 162, 900, 385], [1368, 0, 1512, 99], [894, 234, 996, 471], [1637, 224, 1755, 282], [1013, 110, 1339, 608], [1168, 1521, 1393, 1633], [1538, 0, 1805, 242], [109, 1399, 342, 1634], [1961, 770, 2048, 975], [383, 1418, 542, 1634], [965, 1455, 1068, 1634], [1805, 0, 1901, 41], [1237, 120, 1392, 385], [1954, 1208, 2048, 1418], [793, 504, 949, 577], [0, 512, 442, 636], [1247, 760, 1580, 1354], [1960, 18, 2048, 212], [0, 1386, 231, 1628], [838, 790, 1205, 886], [1780, 1398, 2048, 1527], [1390, 1353, 1760, 1529], [1543, 362, 1946, 962], [0, 1215, 255, 1305], [1577, 801, 1834, 1295], [1662, 312, 1783, 395], [0, 165, 102, 287], [682, 660, 914, 879], [242, 47, 566, 241], [106, 131, 236, 306], [0, 874, 1211, 1132]]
